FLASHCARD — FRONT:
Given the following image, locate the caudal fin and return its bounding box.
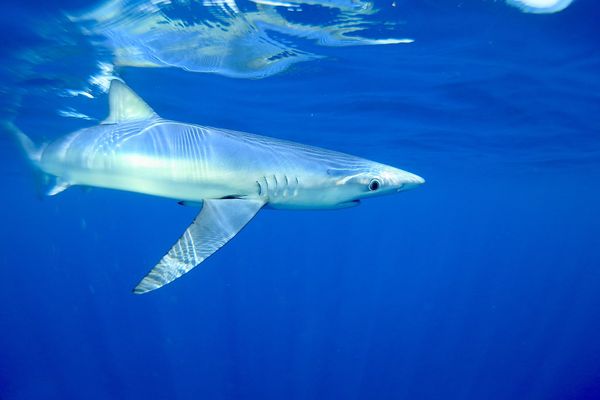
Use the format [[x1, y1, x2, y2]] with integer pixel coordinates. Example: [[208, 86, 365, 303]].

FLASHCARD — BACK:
[[2, 120, 43, 165], [3, 120, 70, 196]]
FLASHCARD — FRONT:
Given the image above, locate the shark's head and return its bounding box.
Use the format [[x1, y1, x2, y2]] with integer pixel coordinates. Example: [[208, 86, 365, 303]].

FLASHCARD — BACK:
[[326, 162, 424, 207]]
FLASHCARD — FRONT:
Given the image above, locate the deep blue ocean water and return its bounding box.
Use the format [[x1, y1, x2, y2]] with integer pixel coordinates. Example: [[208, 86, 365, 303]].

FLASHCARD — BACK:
[[1, 0, 600, 399]]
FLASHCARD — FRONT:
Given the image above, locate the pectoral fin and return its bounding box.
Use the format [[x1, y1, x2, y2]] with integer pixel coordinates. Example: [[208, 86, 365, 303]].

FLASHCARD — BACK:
[[133, 198, 265, 294]]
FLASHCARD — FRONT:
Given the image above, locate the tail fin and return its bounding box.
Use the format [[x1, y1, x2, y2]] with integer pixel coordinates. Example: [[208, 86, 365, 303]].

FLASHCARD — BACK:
[[2, 120, 43, 165], [3, 120, 69, 196]]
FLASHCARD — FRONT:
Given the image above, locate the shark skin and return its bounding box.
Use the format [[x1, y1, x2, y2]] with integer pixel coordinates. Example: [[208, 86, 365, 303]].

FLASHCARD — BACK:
[[9, 80, 424, 294]]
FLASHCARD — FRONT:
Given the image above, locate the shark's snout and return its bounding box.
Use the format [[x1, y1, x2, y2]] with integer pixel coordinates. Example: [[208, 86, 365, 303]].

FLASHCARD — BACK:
[[374, 167, 424, 193], [381, 168, 425, 192], [400, 172, 425, 190]]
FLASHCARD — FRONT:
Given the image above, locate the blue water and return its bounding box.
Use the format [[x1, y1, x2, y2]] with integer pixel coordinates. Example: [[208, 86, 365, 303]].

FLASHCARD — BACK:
[[1, 0, 600, 399]]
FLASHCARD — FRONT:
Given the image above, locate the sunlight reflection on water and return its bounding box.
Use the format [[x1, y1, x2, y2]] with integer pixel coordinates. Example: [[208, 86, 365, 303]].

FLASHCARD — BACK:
[[69, 0, 411, 80]]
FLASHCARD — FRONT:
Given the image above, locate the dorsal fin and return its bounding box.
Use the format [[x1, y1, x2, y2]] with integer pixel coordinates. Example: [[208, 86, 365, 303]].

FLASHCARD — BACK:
[[102, 80, 157, 124]]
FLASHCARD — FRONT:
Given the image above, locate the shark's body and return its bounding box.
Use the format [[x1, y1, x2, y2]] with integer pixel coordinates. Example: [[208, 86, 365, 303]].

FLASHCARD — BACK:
[[11, 80, 424, 293], [41, 118, 407, 210]]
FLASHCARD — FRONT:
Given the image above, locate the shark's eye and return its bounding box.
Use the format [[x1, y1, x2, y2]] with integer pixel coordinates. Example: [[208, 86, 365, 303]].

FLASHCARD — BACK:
[[368, 179, 381, 191]]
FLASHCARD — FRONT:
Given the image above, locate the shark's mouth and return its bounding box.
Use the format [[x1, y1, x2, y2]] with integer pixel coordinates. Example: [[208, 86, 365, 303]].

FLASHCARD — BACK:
[[337, 199, 361, 208]]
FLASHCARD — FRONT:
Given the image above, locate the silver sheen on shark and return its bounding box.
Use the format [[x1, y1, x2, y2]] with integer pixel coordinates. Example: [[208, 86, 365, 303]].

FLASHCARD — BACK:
[[10, 80, 424, 294]]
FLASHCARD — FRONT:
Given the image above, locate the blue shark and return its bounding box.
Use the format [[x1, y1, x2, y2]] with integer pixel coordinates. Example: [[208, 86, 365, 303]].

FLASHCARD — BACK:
[[9, 80, 424, 294]]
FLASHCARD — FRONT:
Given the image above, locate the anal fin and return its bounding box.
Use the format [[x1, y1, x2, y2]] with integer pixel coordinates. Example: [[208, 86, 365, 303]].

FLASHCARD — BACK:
[[133, 198, 265, 294], [46, 179, 72, 196]]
